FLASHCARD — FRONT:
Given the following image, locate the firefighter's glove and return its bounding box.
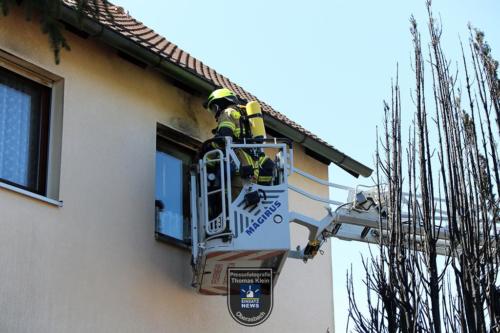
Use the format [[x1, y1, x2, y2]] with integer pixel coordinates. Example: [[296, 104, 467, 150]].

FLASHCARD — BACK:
[[244, 190, 261, 207], [239, 165, 254, 180]]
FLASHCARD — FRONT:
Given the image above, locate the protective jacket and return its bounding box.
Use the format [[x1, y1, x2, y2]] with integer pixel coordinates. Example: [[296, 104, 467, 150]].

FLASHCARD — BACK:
[[214, 106, 274, 186]]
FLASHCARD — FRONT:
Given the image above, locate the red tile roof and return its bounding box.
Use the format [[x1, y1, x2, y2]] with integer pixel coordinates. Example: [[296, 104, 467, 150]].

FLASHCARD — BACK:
[[57, 0, 373, 177], [63, 0, 337, 148]]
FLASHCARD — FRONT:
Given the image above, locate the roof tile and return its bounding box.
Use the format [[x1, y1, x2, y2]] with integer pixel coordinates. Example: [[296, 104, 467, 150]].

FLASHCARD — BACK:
[[179, 51, 188, 67], [164, 43, 177, 57], [171, 47, 181, 62], [187, 56, 195, 71]]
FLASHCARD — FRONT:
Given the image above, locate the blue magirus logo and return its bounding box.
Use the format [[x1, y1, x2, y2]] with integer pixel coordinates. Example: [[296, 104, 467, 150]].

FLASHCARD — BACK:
[[245, 201, 281, 236]]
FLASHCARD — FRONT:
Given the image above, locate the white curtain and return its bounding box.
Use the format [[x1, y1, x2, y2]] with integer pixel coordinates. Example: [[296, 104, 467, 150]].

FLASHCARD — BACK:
[[155, 151, 184, 240], [0, 77, 34, 188]]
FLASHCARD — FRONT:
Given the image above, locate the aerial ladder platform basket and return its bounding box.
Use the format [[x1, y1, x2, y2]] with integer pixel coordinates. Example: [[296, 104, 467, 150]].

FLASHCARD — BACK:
[[190, 138, 292, 295]]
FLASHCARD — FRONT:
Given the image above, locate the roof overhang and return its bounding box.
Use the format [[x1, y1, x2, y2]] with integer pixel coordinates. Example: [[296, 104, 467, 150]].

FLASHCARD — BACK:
[[263, 115, 372, 178], [58, 4, 373, 178]]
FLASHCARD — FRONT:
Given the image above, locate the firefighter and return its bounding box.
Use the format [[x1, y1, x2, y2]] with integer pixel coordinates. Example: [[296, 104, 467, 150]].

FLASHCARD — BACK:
[[203, 88, 275, 189]]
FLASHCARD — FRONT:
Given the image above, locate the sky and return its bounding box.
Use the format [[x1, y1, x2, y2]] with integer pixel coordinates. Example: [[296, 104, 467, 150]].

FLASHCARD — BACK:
[[113, 0, 500, 330]]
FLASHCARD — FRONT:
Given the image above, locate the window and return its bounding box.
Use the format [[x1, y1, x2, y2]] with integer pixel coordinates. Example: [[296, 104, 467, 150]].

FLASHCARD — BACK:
[[0, 50, 64, 204], [0, 67, 50, 194], [155, 124, 200, 246]]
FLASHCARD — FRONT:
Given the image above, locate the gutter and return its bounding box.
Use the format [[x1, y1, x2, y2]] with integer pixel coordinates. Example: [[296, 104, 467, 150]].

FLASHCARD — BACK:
[[264, 115, 372, 178], [59, 5, 373, 178]]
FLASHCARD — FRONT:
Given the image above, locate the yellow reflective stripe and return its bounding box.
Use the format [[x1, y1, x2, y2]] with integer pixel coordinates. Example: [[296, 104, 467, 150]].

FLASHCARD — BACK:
[[230, 109, 241, 120], [218, 121, 236, 130], [241, 152, 254, 165], [258, 176, 273, 182], [206, 155, 219, 163], [253, 166, 260, 179], [234, 128, 241, 137]]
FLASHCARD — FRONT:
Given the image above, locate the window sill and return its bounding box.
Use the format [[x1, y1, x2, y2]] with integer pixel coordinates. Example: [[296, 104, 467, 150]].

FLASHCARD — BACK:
[[0, 181, 63, 207], [155, 232, 190, 250]]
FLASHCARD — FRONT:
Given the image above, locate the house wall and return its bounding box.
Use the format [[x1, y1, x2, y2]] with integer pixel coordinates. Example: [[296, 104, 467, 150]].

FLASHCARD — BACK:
[[0, 9, 334, 333]]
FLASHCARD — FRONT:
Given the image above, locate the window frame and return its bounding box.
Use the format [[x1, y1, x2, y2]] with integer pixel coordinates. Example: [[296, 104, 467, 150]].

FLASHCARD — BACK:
[[0, 49, 64, 206], [0, 66, 52, 195], [155, 123, 201, 248]]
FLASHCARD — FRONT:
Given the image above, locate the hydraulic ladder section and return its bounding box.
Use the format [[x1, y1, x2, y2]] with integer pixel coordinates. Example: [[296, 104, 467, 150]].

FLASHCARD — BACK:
[[286, 180, 453, 259]]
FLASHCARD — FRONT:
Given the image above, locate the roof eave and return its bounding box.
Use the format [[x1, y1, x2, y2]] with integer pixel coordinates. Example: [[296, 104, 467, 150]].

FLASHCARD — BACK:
[[263, 115, 372, 178], [59, 4, 373, 178]]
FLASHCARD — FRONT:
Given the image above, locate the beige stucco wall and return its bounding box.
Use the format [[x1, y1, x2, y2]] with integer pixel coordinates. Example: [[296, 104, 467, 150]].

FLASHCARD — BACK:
[[0, 9, 333, 333]]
